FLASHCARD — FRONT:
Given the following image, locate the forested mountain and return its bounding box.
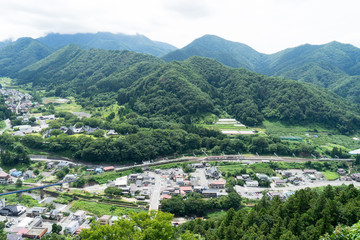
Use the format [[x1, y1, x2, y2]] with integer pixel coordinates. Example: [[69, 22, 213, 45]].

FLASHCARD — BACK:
[[15, 45, 360, 134], [263, 42, 360, 104], [163, 36, 360, 104], [162, 35, 264, 70], [37, 32, 177, 57], [0, 38, 52, 77]]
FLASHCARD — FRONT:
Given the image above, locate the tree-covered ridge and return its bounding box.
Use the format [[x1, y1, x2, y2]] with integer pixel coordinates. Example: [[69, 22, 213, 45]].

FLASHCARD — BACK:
[[0, 37, 52, 77], [162, 34, 264, 70], [17, 46, 164, 96], [14, 46, 360, 133], [36, 32, 177, 57], [122, 57, 360, 133], [162, 35, 360, 104], [179, 185, 360, 240]]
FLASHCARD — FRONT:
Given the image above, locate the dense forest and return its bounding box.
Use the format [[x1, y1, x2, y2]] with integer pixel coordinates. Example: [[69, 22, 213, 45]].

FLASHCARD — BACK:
[[11, 44, 360, 134], [0, 38, 52, 77], [17, 112, 320, 163], [178, 184, 360, 240], [162, 35, 360, 104]]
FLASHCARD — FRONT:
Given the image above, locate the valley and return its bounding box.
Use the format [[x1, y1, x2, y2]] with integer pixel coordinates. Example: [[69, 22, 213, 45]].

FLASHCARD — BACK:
[[0, 33, 360, 239]]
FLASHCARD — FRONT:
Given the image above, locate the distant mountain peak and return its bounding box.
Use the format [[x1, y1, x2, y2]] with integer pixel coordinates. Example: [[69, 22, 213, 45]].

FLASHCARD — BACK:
[[37, 32, 177, 57]]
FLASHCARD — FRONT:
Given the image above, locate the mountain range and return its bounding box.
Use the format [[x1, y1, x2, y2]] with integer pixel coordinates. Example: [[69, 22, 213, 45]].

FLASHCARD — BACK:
[[162, 35, 360, 104], [1, 33, 360, 103], [1, 32, 360, 133]]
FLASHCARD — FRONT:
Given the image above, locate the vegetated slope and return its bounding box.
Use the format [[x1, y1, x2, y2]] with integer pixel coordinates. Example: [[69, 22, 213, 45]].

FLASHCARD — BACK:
[[179, 185, 360, 240], [0, 38, 52, 77], [17, 45, 164, 96], [123, 56, 360, 134], [162, 35, 265, 70], [263, 42, 360, 104], [163, 36, 360, 104], [16, 45, 360, 134], [37, 32, 177, 57]]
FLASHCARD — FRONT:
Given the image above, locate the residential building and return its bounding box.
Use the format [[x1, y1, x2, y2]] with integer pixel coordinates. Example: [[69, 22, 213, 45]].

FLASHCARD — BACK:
[[274, 179, 286, 187], [205, 166, 221, 179], [64, 174, 76, 181], [245, 180, 259, 187], [202, 189, 220, 198], [351, 173, 360, 181], [99, 215, 111, 225], [103, 166, 114, 172], [0, 172, 11, 184], [179, 186, 193, 195], [22, 228, 48, 239], [209, 179, 226, 189], [65, 221, 80, 235], [73, 210, 86, 224], [0, 205, 26, 216], [337, 168, 347, 175], [26, 207, 47, 217], [110, 216, 120, 225]]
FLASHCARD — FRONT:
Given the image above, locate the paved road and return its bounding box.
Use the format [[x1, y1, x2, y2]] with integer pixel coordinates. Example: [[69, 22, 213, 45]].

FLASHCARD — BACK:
[[192, 169, 208, 188], [0, 119, 11, 134], [149, 173, 161, 211]]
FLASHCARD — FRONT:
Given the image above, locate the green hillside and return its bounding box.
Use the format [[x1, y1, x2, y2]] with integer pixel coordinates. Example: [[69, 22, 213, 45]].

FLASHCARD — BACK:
[[15, 46, 360, 134], [163, 36, 360, 104], [0, 38, 52, 77], [162, 35, 264, 70]]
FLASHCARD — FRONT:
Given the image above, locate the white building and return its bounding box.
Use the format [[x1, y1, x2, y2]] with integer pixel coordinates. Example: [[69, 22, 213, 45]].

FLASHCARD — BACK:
[[245, 180, 259, 187], [65, 221, 80, 235]]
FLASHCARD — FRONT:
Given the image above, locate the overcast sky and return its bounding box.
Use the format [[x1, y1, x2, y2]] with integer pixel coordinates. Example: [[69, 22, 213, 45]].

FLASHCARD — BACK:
[[0, 0, 359, 53]]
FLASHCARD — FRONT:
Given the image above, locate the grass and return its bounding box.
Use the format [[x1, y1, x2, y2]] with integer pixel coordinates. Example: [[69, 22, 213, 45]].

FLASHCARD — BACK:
[[70, 200, 145, 217], [264, 121, 360, 152], [53, 97, 85, 113], [85, 170, 134, 185], [206, 210, 227, 219], [218, 164, 247, 175], [322, 171, 340, 181], [4, 194, 41, 207]]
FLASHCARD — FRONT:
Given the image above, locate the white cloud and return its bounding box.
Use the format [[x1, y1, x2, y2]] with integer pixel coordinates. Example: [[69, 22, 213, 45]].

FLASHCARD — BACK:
[[0, 0, 359, 53]]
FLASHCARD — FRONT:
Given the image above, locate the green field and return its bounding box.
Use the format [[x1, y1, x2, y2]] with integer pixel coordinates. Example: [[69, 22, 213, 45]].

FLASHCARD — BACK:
[[322, 171, 340, 181], [0, 77, 13, 87], [51, 97, 85, 112], [4, 194, 41, 208], [70, 200, 145, 217], [264, 121, 360, 152], [206, 210, 227, 219]]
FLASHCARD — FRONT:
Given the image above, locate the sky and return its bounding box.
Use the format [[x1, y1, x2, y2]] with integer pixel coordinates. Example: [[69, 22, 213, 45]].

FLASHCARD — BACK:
[[0, 0, 359, 53]]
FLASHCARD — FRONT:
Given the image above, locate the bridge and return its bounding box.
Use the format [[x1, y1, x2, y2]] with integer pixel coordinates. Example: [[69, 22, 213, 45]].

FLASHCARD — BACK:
[[0, 180, 77, 199]]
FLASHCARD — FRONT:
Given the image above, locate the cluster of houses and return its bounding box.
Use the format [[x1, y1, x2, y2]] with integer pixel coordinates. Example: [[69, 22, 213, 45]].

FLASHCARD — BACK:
[[157, 164, 228, 201], [0, 204, 50, 239], [11, 114, 55, 137], [0, 88, 38, 113]]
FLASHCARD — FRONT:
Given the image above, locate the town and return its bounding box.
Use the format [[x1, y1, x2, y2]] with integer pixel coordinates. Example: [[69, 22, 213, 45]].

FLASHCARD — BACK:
[[0, 154, 359, 238]]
